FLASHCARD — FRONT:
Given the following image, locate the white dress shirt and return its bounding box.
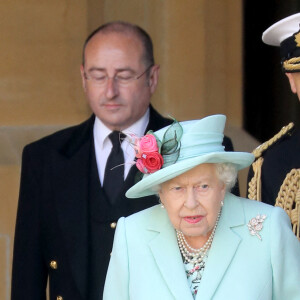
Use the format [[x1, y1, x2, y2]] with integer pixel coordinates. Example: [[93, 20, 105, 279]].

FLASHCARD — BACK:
[[93, 108, 150, 185]]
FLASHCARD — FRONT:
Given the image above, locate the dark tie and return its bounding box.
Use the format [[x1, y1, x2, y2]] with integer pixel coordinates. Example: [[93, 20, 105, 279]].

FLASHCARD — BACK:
[[103, 131, 125, 204]]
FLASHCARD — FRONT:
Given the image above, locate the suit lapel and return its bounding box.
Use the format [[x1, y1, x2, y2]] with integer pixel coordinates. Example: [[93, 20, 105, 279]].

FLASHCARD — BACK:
[[148, 209, 194, 300], [52, 117, 95, 299], [196, 194, 244, 300]]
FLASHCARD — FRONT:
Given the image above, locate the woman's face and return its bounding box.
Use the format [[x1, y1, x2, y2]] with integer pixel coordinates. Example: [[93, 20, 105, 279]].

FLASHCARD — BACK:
[[159, 163, 225, 244]]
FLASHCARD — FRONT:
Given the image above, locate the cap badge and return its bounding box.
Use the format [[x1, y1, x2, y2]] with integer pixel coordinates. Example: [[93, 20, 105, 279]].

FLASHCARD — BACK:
[[295, 31, 300, 47]]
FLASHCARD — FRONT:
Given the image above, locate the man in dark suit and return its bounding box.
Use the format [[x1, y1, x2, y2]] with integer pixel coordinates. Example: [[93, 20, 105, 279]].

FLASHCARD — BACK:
[[11, 21, 237, 300]]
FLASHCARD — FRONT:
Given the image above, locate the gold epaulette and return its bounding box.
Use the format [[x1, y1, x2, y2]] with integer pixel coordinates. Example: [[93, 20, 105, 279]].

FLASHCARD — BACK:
[[248, 123, 295, 201], [252, 122, 294, 159]]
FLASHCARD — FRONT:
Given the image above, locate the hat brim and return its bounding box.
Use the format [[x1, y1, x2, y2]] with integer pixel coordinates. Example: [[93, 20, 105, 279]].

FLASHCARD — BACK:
[[262, 13, 300, 46], [126, 151, 254, 198]]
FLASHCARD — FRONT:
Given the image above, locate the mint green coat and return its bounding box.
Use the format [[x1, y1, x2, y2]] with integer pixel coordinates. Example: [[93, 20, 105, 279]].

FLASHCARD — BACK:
[[103, 193, 300, 300]]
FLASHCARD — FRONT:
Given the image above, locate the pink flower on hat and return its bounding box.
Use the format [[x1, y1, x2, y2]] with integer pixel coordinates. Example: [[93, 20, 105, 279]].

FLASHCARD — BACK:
[[127, 119, 182, 175], [128, 132, 163, 174], [134, 134, 159, 158]]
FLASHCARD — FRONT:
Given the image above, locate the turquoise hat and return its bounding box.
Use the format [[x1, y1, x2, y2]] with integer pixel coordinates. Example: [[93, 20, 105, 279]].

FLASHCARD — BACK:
[[126, 115, 254, 198]]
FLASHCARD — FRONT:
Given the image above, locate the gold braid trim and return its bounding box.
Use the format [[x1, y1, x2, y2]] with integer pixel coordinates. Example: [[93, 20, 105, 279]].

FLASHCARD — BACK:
[[248, 158, 263, 201], [283, 57, 300, 72], [275, 169, 300, 240], [252, 123, 294, 159], [247, 123, 294, 201]]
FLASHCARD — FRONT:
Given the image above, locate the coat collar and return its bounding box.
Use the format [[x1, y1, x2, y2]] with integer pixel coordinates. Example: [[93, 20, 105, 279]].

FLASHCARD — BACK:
[[146, 104, 172, 132], [147, 207, 194, 300], [146, 193, 245, 300], [196, 193, 245, 300], [59, 115, 95, 158]]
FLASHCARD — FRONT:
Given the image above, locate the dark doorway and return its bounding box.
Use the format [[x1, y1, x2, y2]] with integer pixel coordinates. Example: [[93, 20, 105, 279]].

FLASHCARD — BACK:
[[243, 1, 300, 142]]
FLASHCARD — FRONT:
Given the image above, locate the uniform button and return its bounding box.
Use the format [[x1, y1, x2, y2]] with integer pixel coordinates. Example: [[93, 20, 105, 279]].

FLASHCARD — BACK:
[[50, 261, 58, 269], [57, 296, 63, 300], [110, 222, 117, 229]]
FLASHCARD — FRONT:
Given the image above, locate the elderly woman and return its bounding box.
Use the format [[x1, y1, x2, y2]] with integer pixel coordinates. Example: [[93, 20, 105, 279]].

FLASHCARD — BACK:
[[103, 115, 300, 300]]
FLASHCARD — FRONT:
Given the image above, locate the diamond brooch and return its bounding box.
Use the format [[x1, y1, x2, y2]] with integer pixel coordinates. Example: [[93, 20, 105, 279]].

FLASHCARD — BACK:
[[247, 214, 267, 240]]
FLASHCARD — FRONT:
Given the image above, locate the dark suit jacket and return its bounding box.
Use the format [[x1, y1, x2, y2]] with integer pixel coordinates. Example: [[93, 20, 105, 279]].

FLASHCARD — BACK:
[[11, 107, 237, 300]]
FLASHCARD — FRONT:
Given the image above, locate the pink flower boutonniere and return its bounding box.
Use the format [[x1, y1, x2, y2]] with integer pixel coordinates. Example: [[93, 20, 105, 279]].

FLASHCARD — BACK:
[[128, 119, 183, 175]]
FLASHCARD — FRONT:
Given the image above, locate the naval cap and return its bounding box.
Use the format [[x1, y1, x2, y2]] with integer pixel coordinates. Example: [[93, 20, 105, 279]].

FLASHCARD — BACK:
[[262, 13, 300, 72]]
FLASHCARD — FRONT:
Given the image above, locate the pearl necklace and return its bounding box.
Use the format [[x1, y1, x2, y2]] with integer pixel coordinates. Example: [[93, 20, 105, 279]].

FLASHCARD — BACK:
[[176, 209, 221, 264]]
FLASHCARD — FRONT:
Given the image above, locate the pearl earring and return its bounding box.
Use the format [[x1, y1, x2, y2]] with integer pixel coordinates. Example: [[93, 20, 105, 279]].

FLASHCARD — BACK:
[[158, 197, 165, 208], [221, 200, 224, 207]]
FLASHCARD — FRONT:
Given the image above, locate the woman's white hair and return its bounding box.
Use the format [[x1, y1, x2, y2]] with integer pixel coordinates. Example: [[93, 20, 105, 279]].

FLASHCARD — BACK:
[[214, 162, 238, 191]]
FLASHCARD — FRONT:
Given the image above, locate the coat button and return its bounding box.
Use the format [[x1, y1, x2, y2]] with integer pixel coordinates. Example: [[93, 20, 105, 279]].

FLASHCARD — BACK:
[[110, 222, 117, 229], [50, 261, 58, 269], [57, 296, 63, 300]]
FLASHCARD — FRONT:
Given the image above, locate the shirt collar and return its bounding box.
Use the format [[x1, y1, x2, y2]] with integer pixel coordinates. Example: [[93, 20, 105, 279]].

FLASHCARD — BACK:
[[93, 108, 150, 148], [122, 108, 150, 138]]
